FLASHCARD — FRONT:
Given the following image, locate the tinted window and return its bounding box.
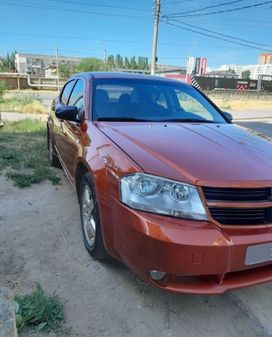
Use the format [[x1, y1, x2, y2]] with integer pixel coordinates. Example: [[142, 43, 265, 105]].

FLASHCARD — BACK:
[[61, 80, 75, 105], [175, 90, 214, 121], [68, 79, 84, 109], [92, 79, 226, 123]]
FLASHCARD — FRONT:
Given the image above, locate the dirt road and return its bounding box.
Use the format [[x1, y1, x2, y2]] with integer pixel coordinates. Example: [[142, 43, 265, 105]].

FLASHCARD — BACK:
[[1, 120, 272, 337]]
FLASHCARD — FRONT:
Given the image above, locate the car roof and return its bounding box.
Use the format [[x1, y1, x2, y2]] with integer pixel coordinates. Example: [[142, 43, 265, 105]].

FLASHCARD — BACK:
[[71, 71, 191, 87]]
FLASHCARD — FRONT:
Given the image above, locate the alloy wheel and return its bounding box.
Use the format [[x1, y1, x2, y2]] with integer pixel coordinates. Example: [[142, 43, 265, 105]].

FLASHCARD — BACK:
[[82, 184, 96, 247]]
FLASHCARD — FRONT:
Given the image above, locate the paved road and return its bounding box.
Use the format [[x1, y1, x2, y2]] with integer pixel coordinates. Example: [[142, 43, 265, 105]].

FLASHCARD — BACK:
[[232, 110, 272, 120], [236, 120, 272, 137]]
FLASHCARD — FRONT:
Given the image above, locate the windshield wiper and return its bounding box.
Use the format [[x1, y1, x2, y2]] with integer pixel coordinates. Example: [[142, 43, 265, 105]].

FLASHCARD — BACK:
[[159, 118, 218, 123], [96, 117, 152, 122]]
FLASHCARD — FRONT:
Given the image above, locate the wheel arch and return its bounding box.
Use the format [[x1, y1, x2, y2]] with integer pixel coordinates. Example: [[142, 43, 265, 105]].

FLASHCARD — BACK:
[[75, 160, 94, 200]]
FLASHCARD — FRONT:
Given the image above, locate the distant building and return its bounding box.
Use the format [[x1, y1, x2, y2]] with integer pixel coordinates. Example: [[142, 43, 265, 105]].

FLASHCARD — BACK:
[[156, 65, 187, 81], [44, 65, 57, 79], [15, 53, 82, 77], [205, 70, 238, 79], [186, 57, 208, 75], [219, 64, 272, 80], [259, 53, 272, 65]]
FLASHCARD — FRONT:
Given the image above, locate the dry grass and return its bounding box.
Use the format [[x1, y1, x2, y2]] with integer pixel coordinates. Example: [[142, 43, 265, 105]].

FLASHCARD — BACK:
[[211, 98, 272, 111], [0, 93, 48, 114]]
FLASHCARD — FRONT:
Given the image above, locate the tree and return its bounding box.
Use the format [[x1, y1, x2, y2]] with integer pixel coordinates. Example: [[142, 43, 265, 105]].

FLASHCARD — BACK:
[[130, 56, 138, 69], [137, 57, 149, 70], [59, 63, 77, 78], [76, 57, 104, 72], [107, 55, 115, 70], [124, 57, 130, 69], [241, 70, 251, 80], [115, 54, 123, 69], [0, 51, 17, 72]]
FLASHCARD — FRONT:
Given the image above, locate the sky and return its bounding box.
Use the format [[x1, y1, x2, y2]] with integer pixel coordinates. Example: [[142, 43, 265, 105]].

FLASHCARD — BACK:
[[0, 0, 271, 69]]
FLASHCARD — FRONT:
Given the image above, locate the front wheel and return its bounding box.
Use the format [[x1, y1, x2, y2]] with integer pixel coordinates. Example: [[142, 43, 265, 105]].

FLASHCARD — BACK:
[[79, 173, 108, 260]]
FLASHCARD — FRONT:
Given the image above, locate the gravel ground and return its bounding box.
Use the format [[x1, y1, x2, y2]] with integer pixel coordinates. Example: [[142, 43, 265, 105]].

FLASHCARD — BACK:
[[0, 120, 272, 337]]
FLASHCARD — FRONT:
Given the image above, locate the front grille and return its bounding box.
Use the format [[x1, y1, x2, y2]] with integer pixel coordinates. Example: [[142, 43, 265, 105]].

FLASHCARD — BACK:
[[203, 186, 272, 202], [209, 207, 272, 225], [202, 186, 272, 226]]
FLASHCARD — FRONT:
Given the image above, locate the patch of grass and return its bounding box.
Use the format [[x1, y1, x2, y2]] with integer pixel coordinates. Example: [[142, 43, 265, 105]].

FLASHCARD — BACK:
[[0, 119, 61, 188], [0, 81, 7, 102], [0, 93, 47, 113], [217, 98, 232, 111], [15, 284, 63, 334], [211, 98, 272, 111]]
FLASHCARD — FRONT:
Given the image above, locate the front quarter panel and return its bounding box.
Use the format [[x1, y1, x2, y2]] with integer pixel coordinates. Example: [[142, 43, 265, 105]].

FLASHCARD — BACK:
[[82, 122, 143, 258]]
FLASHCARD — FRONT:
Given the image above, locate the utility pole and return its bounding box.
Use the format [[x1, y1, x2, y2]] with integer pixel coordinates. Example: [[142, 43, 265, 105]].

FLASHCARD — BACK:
[[55, 47, 60, 91], [151, 0, 160, 75], [99, 42, 107, 70]]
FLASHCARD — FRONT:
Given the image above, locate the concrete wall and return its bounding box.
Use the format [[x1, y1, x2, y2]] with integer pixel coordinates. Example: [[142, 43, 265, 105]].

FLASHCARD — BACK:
[[0, 74, 29, 90]]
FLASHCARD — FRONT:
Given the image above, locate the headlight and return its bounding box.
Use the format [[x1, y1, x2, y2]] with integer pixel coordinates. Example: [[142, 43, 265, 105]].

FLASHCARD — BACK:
[[120, 173, 207, 221]]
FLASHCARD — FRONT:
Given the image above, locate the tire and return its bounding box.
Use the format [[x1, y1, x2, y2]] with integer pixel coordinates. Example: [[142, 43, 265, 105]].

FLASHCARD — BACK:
[[47, 130, 61, 168], [79, 172, 108, 260]]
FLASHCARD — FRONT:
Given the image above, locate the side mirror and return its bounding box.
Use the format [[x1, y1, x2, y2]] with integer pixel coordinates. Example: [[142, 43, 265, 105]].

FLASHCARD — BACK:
[[55, 105, 81, 123], [223, 111, 233, 122]]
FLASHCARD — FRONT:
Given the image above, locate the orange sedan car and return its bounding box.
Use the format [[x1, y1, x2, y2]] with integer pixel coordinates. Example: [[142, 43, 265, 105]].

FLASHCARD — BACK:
[[47, 72, 272, 294]]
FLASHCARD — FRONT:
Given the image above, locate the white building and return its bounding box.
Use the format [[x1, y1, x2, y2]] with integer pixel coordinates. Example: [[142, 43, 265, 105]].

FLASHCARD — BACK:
[[15, 53, 82, 77], [219, 64, 272, 80]]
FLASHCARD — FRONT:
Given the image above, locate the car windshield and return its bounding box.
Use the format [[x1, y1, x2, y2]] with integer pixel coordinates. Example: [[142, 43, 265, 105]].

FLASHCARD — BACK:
[[92, 78, 227, 123]]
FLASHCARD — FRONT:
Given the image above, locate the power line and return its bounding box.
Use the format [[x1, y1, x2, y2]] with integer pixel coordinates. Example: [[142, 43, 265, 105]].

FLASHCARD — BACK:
[[165, 0, 272, 18], [164, 0, 197, 5], [165, 18, 272, 48], [162, 20, 272, 52], [166, 0, 246, 16], [1, 31, 267, 51], [0, 1, 151, 19], [44, 0, 148, 12], [0, 31, 154, 44]]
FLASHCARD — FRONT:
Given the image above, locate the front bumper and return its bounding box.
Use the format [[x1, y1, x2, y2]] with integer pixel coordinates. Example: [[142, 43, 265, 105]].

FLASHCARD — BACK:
[[111, 200, 272, 294]]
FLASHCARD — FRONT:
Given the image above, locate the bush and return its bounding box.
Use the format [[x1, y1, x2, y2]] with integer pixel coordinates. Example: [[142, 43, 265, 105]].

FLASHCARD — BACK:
[[0, 81, 6, 102]]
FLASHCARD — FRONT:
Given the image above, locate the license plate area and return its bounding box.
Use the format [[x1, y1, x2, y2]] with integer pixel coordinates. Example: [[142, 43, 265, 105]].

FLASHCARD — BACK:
[[245, 242, 272, 265]]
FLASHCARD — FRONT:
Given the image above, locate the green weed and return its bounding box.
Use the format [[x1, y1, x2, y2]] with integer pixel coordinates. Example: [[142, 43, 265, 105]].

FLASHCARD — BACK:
[[15, 284, 63, 333]]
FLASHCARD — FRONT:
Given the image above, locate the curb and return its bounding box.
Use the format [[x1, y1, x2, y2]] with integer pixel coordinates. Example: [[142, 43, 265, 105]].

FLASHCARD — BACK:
[[0, 288, 18, 337]]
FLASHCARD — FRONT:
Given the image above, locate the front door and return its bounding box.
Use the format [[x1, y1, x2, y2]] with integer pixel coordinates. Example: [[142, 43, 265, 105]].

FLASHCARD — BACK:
[[60, 79, 85, 182]]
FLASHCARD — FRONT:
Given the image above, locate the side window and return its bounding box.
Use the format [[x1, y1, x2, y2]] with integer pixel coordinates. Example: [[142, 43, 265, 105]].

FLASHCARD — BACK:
[[175, 90, 214, 120], [68, 79, 84, 110], [61, 80, 75, 105]]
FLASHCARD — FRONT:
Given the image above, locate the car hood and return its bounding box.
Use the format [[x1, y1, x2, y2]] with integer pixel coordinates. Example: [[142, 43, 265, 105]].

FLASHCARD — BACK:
[[98, 122, 272, 187]]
